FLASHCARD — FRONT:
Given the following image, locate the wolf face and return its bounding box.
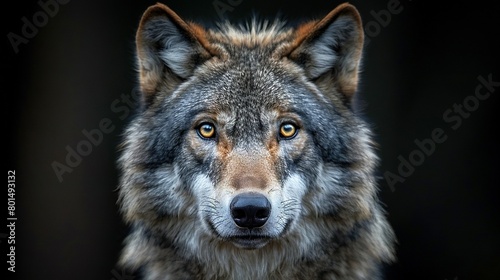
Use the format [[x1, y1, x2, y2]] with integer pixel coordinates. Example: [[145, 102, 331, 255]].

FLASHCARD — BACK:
[[118, 3, 394, 279]]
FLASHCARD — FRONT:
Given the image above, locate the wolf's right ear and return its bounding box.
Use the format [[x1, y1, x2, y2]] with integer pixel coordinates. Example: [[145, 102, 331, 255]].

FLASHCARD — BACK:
[[136, 3, 217, 101]]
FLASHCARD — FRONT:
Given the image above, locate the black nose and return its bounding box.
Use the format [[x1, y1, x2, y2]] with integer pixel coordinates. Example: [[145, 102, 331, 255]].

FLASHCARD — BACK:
[[230, 193, 271, 229]]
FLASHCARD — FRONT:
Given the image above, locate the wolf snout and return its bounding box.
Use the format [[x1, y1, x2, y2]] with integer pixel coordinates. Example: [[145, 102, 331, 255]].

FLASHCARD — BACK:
[[230, 193, 271, 229]]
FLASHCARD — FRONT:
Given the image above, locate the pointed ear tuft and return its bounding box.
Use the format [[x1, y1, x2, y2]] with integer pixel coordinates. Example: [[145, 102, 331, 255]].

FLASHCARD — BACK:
[[287, 3, 364, 99], [135, 3, 216, 100]]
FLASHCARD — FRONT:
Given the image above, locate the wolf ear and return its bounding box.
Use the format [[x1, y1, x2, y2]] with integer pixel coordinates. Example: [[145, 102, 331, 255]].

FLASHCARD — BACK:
[[286, 3, 364, 99], [136, 3, 216, 100]]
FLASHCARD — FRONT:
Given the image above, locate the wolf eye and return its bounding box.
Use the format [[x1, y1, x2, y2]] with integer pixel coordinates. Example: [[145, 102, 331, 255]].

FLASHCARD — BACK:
[[198, 123, 216, 139], [279, 123, 298, 139]]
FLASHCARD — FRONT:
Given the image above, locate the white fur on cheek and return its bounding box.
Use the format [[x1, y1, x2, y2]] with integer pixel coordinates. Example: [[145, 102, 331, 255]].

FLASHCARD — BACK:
[[279, 173, 307, 231], [192, 174, 218, 225]]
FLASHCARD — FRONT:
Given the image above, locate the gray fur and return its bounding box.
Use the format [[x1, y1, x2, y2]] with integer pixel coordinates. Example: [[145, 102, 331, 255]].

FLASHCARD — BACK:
[[118, 3, 395, 279]]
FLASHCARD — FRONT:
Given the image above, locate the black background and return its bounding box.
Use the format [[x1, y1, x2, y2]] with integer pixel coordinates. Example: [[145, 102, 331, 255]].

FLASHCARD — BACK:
[[3, 0, 500, 279]]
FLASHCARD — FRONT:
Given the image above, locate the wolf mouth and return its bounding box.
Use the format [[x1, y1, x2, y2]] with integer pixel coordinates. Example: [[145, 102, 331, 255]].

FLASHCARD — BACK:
[[206, 218, 276, 249], [229, 235, 272, 249]]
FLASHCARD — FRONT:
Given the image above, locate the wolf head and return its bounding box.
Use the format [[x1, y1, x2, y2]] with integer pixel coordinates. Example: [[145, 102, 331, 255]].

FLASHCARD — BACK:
[[119, 2, 393, 274]]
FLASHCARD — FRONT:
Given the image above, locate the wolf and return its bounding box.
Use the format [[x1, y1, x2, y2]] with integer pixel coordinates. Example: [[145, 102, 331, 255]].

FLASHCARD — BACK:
[[117, 2, 395, 279]]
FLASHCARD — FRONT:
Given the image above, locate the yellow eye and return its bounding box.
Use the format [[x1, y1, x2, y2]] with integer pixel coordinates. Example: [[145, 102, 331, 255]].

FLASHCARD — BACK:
[[198, 123, 216, 139], [279, 123, 297, 139]]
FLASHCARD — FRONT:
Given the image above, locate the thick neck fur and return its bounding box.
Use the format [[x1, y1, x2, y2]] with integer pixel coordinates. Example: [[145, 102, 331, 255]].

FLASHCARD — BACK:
[[121, 185, 393, 280]]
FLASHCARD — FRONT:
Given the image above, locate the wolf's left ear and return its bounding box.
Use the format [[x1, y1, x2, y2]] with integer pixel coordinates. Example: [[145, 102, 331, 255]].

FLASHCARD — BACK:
[[286, 3, 364, 99], [136, 3, 218, 101]]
